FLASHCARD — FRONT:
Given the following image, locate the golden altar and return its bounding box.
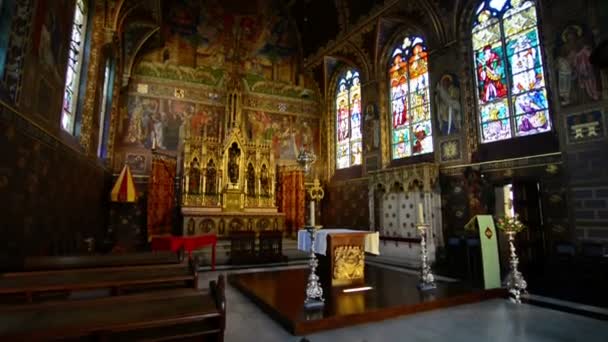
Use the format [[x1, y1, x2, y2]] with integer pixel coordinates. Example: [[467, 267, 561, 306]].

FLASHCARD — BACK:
[[180, 90, 284, 237]]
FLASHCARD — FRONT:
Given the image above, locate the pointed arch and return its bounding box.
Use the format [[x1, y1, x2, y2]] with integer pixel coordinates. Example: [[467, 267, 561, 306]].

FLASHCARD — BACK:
[[326, 63, 364, 176], [469, 0, 552, 143]]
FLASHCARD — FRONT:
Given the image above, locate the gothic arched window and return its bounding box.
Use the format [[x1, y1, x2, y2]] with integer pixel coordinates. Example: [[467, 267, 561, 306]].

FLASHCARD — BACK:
[[61, 0, 88, 134], [389, 36, 433, 159], [472, 0, 551, 143], [336, 69, 362, 169]]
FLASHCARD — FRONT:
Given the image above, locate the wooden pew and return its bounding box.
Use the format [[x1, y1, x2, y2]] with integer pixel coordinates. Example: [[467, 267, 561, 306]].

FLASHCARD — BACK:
[[23, 251, 183, 271], [0, 261, 198, 303], [0, 275, 226, 341]]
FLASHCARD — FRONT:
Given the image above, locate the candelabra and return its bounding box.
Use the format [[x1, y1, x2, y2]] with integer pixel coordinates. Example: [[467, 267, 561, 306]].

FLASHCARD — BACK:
[[496, 215, 527, 303], [297, 146, 325, 309], [304, 225, 324, 309], [504, 230, 527, 303], [417, 223, 436, 291]]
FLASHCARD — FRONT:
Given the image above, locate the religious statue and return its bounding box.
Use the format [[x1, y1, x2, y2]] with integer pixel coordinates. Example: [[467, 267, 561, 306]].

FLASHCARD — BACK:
[[188, 158, 201, 194], [557, 25, 601, 106], [247, 163, 255, 196], [364, 103, 379, 152], [187, 218, 195, 235], [260, 164, 270, 196], [477, 45, 508, 103], [435, 74, 461, 135], [228, 143, 241, 184], [205, 159, 217, 194]]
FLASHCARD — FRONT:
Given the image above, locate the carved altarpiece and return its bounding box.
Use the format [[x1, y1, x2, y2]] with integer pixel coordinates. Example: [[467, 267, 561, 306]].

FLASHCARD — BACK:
[[181, 89, 284, 237]]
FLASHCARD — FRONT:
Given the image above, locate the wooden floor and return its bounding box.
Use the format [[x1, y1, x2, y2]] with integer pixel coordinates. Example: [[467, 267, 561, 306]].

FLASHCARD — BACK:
[[229, 264, 505, 335]]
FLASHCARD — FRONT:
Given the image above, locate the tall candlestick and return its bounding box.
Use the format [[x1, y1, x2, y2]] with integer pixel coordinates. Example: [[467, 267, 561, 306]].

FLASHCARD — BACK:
[[418, 203, 424, 224], [310, 201, 315, 226]]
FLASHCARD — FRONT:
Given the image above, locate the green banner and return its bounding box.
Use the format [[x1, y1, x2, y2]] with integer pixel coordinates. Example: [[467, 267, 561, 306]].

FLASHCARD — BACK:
[[467, 215, 501, 289]]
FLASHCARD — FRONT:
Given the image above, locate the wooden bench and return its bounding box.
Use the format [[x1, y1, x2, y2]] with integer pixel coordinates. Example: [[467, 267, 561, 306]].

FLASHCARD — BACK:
[[259, 230, 287, 263], [23, 251, 183, 271], [0, 262, 198, 303], [230, 231, 257, 265], [0, 275, 226, 341]]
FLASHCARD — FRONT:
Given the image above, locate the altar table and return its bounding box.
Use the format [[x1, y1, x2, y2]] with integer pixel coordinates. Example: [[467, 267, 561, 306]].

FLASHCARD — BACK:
[[151, 235, 217, 270], [297, 229, 379, 286]]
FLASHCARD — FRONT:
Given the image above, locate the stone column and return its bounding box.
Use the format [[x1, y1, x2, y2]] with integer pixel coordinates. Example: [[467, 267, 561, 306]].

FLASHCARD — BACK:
[[368, 184, 375, 230], [79, 1, 111, 156]]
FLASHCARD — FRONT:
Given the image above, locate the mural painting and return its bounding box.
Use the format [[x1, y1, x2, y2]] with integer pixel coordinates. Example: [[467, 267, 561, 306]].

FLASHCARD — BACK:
[[246, 110, 319, 161], [149, 0, 297, 83], [31, 0, 71, 81], [555, 24, 602, 107], [435, 74, 461, 136], [120, 95, 223, 152]]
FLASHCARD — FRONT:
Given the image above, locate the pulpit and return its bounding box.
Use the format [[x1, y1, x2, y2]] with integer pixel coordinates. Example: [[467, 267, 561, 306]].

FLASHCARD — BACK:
[[298, 229, 379, 287]]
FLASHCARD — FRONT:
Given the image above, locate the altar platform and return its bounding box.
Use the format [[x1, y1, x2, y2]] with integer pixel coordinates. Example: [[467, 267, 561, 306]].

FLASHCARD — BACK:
[[229, 264, 505, 335]]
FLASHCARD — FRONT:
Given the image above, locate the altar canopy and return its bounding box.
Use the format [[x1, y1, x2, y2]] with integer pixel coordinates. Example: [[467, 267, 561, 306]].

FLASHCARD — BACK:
[[297, 229, 380, 255]]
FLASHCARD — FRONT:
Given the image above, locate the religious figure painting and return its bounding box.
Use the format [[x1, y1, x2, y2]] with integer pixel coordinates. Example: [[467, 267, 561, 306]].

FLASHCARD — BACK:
[[161, 0, 297, 81], [435, 74, 462, 136], [246, 110, 318, 161], [121, 95, 222, 152], [555, 24, 602, 107], [31, 0, 70, 81]]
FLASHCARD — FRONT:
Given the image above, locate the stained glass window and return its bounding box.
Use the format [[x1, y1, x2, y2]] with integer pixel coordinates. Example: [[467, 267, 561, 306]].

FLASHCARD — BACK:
[[389, 36, 433, 159], [336, 69, 362, 169], [97, 58, 114, 158], [0, 0, 15, 80], [472, 0, 551, 143], [61, 0, 87, 134]]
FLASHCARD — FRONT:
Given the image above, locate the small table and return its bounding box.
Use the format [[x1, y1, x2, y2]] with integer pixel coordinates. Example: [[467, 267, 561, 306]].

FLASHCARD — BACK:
[[151, 235, 217, 271]]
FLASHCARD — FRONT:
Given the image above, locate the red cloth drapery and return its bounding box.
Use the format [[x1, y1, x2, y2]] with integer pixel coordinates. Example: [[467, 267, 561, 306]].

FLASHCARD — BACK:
[[147, 156, 177, 240], [277, 167, 305, 236]]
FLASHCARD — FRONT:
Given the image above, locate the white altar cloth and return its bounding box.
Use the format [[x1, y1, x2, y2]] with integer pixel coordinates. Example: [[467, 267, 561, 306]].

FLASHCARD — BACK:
[[297, 229, 380, 256]]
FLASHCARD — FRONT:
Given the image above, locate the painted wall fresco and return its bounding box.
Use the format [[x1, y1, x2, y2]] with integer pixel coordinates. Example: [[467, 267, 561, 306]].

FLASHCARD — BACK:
[[554, 24, 603, 107], [245, 110, 319, 161], [20, 0, 73, 123], [138, 0, 297, 85], [119, 95, 223, 152]]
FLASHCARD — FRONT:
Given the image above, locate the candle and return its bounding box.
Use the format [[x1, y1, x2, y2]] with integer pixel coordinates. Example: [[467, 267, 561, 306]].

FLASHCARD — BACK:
[[418, 203, 424, 224], [310, 201, 315, 226]]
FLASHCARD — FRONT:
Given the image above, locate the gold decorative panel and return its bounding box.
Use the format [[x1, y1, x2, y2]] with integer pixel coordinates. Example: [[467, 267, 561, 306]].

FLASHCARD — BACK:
[[333, 245, 365, 281]]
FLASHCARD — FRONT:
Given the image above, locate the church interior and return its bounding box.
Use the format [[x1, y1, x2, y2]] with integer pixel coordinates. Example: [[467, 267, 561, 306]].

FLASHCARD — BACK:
[[1, 0, 607, 340]]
